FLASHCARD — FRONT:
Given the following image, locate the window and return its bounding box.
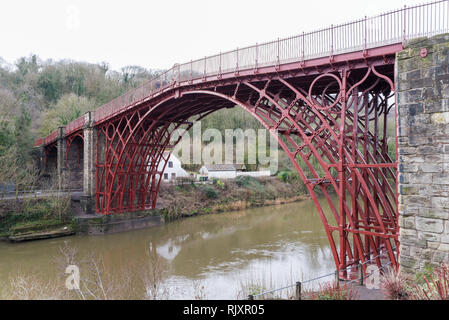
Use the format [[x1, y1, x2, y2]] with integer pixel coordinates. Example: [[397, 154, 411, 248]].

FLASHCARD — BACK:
[[171, 173, 176, 179], [164, 173, 168, 180], [168, 161, 173, 168]]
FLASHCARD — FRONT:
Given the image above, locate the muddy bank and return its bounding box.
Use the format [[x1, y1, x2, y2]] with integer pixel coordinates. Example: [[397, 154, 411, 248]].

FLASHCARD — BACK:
[[180, 195, 307, 217]]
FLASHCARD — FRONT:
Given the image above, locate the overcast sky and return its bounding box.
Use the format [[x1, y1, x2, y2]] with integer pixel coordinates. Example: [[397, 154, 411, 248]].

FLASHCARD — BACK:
[[0, 0, 429, 71]]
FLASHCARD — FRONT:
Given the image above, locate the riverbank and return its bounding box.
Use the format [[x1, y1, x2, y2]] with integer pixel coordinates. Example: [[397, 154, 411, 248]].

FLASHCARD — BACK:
[[0, 176, 308, 242], [0, 195, 74, 242], [159, 176, 308, 219]]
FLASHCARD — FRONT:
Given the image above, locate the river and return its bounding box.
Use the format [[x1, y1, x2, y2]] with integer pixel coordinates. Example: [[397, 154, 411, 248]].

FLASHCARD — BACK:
[[0, 197, 336, 299]]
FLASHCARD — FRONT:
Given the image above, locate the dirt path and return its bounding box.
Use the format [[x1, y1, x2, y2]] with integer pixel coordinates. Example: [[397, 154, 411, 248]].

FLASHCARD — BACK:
[[352, 285, 386, 300]]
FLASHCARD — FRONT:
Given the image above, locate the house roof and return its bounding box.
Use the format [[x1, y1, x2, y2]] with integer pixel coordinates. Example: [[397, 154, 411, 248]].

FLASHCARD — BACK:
[[205, 164, 236, 171], [162, 151, 180, 161], [234, 164, 246, 170], [204, 164, 246, 171]]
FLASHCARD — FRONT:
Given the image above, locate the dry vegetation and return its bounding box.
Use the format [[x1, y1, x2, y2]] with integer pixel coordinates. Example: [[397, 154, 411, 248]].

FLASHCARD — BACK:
[[159, 176, 307, 220], [2, 243, 168, 300], [0, 243, 212, 300], [380, 264, 449, 300]]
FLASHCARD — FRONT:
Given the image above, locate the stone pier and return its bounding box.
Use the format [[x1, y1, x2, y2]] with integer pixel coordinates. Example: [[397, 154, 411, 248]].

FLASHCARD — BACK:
[[80, 111, 97, 214], [397, 34, 449, 273]]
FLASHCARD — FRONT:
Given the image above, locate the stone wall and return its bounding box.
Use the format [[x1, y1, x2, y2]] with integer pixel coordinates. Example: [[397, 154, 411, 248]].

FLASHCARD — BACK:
[[80, 112, 97, 214], [41, 146, 58, 189], [397, 34, 449, 273], [65, 137, 84, 190]]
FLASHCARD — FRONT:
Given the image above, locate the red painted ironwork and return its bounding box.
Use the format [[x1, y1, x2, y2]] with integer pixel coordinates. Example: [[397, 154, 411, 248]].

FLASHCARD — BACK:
[[94, 58, 399, 273], [65, 116, 85, 136], [34, 0, 449, 274], [44, 131, 58, 146], [33, 138, 43, 147]]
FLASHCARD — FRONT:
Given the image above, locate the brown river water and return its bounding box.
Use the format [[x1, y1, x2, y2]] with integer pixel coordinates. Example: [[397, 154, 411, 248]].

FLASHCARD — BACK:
[[0, 197, 336, 299]]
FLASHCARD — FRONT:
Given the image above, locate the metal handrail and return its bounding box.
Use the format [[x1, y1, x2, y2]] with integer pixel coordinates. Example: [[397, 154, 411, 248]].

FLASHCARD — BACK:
[[248, 251, 396, 299], [36, 0, 449, 146]]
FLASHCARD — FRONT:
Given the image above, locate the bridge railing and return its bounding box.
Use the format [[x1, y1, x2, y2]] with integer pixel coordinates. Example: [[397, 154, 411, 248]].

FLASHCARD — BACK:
[[93, 68, 175, 123], [44, 131, 58, 146], [246, 253, 393, 300], [33, 138, 43, 147], [177, 0, 448, 79], [37, 0, 449, 146], [65, 116, 86, 136]]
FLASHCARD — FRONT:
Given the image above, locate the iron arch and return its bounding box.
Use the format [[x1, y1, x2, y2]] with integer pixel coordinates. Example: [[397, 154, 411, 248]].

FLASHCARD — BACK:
[[96, 65, 398, 274]]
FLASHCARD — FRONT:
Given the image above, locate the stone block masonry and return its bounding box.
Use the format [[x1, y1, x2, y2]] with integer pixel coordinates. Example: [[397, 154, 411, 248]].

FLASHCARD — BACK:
[[81, 111, 97, 214], [397, 33, 449, 273]]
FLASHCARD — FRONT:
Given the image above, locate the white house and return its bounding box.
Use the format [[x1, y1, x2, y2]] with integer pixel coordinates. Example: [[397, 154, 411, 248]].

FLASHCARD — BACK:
[[199, 164, 241, 179], [198, 164, 271, 180], [158, 152, 189, 182]]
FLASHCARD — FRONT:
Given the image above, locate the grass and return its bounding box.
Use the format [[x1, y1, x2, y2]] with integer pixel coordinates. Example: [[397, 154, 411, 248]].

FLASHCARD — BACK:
[[410, 264, 449, 300], [303, 281, 358, 300], [415, 264, 435, 285], [0, 194, 73, 237], [10, 219, 65, 231], [235, 267, 359, 300], [379, 264, 449, 300], [380, 267, 410, 300]]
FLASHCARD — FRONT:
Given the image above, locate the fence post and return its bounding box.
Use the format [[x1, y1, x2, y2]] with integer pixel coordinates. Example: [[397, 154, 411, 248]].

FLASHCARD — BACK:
[[295, 281, 302, 300], [330, 24, 334, 58], [203, 56, 206, 79], [248, 294, 254, 300], [190, 60, 192, 82], [219, 52, 222, 77], [403, 5, 407, 45], [236, 47, 239, 74], [301, 32, 305, 64], [359, 263, 364, 286], [277, 38, 280, 68], [335, 270, 340, 288], [255, 43, 258, 71], [364, 16, 367, 54]]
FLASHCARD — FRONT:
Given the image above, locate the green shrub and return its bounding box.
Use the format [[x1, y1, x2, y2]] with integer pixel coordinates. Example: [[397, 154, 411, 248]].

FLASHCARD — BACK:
[[234, 176, 268, 199], [201, 185, 218, 199], [277, 170, 291, 183], [22, 195, 72, 221], [214, 179, 226, 190], [235, 175, 258, 188], [23, 200, 51, 219], [277, 170, 299, 183]]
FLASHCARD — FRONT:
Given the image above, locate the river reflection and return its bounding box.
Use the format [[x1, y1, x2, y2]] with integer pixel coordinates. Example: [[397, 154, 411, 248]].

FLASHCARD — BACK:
[[0, 197, 335, 299]]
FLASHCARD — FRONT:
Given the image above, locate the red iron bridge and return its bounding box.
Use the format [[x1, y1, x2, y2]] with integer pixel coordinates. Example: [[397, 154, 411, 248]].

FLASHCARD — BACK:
[[34, 1, 449, 276]]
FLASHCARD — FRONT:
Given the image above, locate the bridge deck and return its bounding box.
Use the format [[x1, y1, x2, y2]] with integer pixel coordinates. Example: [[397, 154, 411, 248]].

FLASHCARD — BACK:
[[34, 0, 449, 146]]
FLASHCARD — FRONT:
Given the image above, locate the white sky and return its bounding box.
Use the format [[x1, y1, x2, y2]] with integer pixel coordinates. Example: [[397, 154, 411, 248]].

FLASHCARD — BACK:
[[0, 0, 429, 71]]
